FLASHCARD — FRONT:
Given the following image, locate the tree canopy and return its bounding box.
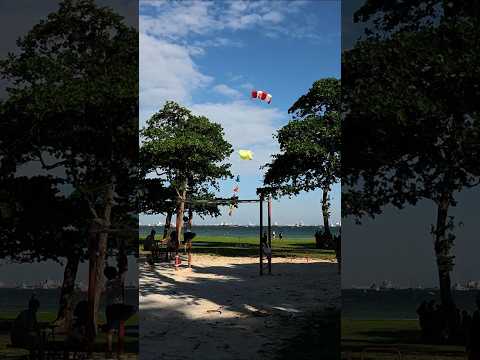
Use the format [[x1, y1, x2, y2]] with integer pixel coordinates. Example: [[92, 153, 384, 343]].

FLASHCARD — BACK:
[[262, 78, 340, 238], [343, 1, 480, 311], [140, 101, 233, 192], [263, 78, 340, 195]]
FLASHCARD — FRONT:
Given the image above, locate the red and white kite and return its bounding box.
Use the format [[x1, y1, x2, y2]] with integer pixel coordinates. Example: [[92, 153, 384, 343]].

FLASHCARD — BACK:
[[251, 90, 272, 104]]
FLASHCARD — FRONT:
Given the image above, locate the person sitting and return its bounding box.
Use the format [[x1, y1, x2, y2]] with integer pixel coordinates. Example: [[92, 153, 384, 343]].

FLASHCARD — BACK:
[[10, 295, 42, 350], [144, 229, 156, 264]]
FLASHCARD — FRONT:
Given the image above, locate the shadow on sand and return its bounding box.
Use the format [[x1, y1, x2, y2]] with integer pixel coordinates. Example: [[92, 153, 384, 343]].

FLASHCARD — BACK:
[[140, 257, 340, 360]]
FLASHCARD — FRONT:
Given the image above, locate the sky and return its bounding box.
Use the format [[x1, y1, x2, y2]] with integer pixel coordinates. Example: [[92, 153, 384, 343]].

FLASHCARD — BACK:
[[139, 0, 341, 226]]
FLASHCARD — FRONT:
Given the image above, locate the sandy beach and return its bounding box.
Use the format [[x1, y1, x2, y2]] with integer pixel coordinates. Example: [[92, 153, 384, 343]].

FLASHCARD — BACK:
[[139, 254, 340, 360]]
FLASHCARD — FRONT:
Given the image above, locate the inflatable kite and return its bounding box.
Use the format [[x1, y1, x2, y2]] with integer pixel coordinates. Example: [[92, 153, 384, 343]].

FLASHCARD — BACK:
[[251, 90, 272, 104], [238, 149, 253, 160]]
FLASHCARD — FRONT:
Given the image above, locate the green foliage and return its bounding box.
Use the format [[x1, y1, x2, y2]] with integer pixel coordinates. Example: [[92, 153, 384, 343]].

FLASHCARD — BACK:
[[354, 0, 480, 34], [0, 0, 138, 259], [263, 78, 341, 196], [138, 178, 221, 219], [140, 100, 233, 196], [342, 18, 480, 219]]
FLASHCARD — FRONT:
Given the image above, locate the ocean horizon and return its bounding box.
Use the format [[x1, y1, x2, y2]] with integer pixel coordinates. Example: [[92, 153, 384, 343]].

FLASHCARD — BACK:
[[139, 224, 341, 238]]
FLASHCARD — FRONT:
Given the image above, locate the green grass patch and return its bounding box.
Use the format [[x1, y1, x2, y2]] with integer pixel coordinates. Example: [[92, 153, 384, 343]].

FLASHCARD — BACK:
[[342, 318, 466, 358], [139, 235, 335, 260]]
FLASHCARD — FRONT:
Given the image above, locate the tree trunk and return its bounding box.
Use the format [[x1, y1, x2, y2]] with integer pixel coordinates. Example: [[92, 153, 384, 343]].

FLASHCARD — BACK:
[[55, 249, 81, 332], [434, 196, 454, 309], [86, 222, 108, 343], [322, 186, 332, 237], [188, 207, 193, 230], [434, 194, 456, 338], [175, 184, 187, 250], [86, 184, 114, 344], [117, 239, 128, 301], [163, 211, 173, 238]]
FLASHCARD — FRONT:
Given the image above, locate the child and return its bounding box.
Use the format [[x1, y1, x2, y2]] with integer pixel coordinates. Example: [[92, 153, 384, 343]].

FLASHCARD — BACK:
[[104, 266, 137, 358]]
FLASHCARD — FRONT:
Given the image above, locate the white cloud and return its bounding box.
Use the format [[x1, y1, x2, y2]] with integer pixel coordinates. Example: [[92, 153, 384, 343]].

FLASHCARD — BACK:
[[190, 101, 284, 176], [139, 33, 212, 116], [240, 82, 254, 90], [140, 0, 314, 42], [141, 1, 218, 40], [262, 11, 284, 23], [212, 84, 241, 98]]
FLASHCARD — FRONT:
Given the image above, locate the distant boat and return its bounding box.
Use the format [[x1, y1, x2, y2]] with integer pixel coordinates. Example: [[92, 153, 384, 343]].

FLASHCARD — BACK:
[[380, 280, 394, 290], [454, 283, 467, 291], [19, 282, 35, 289]]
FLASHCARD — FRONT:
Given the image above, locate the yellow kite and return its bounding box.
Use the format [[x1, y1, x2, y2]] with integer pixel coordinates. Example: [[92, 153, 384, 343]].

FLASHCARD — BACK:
[[238, 149, 253, 160]]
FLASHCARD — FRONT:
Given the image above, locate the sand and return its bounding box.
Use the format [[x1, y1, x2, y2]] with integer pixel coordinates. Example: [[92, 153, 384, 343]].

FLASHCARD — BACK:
[[139, 254, 340, 360]]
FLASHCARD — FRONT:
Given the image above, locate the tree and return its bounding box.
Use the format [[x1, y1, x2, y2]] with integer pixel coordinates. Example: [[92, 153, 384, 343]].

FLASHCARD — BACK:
[[343, 1, 480, 322], [0, 0, 138, 342], [138, 178, 221, 237], [0, 174, 91, 330], [140, 101, 233, 245], [263, 78, 340, 241]]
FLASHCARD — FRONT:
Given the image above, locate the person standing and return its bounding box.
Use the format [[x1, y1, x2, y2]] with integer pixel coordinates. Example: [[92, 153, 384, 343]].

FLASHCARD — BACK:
[[104, 266, 137, 358]]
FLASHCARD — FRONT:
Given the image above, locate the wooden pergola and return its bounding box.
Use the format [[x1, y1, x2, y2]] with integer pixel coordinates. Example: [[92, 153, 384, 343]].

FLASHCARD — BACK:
[[181, 191, 273, 275]]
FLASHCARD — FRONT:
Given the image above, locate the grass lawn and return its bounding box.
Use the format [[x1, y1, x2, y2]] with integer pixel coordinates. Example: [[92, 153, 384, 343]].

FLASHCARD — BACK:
[[342, 318, 466, 359], [0, 311, 138, 357], [139, 235, 336, 260]]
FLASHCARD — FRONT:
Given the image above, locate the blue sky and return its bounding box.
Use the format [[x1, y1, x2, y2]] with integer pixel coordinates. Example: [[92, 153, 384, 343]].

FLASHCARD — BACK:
[[139, 0, 341, 226]]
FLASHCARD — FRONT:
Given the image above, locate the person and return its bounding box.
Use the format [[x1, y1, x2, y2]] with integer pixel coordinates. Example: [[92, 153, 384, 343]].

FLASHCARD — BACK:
[[183, 231, 196, 268], [335, 233, 341, 274], [166, 230, 179, 260], [104, 266, 137, 357], [144, 229, 156, 264], [10, 295, 42, 350], [272, 231, 276, 240], [261, 234, 271, 260], [468, 310, 480, 359], [462, 310, 472, 345], [417, 300, 428, 339], [278, 232, 283, 240], [64, 300, 89, 353]]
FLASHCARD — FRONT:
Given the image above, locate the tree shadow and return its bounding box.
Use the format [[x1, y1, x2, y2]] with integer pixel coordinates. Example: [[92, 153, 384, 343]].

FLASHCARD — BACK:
[[139, 257, 340, 359]]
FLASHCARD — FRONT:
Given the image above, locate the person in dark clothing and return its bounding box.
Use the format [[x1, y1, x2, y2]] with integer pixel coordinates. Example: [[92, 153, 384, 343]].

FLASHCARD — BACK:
[[103, 266, 137, 357], [144, 229, 156, 264], [167, 230, 179, 260], [462, 310, 472, 345], [468, 311, 480, 359], [10, 295, 42, 349], [417, 300, 428, 340]]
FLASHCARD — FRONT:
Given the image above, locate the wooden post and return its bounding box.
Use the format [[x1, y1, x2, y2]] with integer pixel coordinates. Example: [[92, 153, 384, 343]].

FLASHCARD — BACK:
[[259, 195, 264, 276], [268, 196, 272, 275]]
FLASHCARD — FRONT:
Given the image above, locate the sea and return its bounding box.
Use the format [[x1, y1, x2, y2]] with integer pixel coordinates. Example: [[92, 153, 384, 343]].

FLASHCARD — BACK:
[[139, 225, 340, 239], [342, 289, 480, 320]]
